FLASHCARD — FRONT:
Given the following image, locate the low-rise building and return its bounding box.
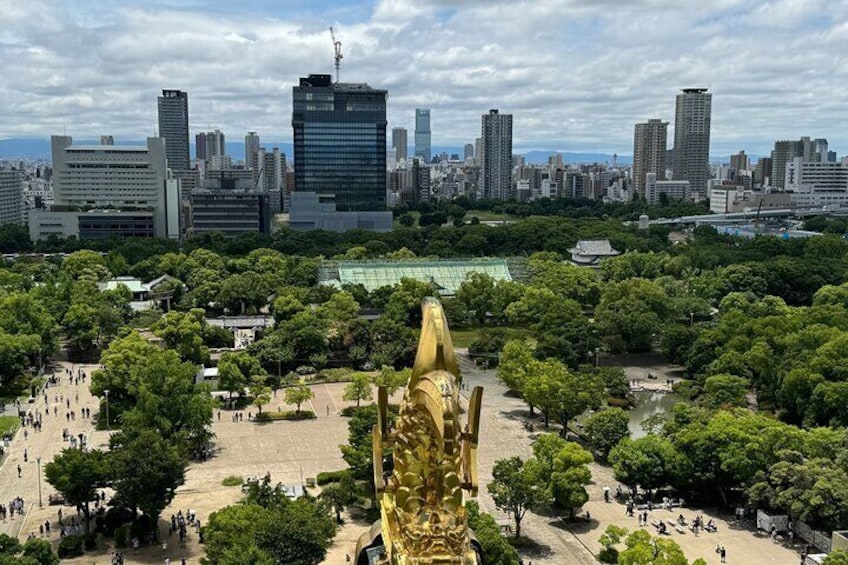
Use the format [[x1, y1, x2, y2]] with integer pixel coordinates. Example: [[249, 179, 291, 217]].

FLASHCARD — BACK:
[[289, 192, 392, 233], [568, 240, 620, 266]]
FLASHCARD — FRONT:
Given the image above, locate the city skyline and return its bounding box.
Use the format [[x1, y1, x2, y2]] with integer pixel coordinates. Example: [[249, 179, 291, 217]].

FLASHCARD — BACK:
[[1, 1, 847, 155]]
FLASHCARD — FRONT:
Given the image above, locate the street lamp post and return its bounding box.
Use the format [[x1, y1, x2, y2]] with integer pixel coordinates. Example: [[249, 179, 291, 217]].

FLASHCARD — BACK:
[[37, 457, 42, 508], [103, 390, 110, 429], [689, 311, 694, 327]]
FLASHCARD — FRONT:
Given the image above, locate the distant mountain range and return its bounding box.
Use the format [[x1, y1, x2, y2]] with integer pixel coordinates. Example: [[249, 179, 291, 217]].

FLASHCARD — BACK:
[[0, 137, 748, 166]]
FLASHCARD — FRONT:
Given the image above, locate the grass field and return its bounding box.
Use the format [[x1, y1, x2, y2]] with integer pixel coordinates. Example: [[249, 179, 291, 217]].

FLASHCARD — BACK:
[[0, 416, 20, 437], [449, 328, 482, 348], [466, 210, 514, 221]]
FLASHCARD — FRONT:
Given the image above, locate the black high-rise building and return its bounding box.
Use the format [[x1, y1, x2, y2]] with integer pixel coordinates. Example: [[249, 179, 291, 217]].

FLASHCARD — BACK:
[[292, 74, 387, 211], [157, 89, 190, 171]]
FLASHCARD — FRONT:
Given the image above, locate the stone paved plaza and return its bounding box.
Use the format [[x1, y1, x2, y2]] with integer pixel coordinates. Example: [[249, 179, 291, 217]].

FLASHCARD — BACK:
[[0, 358, 809, 564]]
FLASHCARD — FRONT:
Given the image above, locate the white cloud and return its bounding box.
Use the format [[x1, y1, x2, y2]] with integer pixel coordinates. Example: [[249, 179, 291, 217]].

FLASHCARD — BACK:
[[0, 0, 846, 156]]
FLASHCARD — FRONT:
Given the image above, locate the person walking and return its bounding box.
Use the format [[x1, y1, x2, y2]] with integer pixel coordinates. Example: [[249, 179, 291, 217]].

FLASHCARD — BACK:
[[720, 546, 726, 563]]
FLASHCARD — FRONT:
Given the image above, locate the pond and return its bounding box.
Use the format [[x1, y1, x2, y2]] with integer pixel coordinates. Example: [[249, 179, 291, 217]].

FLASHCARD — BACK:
[[627, 390, 680, 439]]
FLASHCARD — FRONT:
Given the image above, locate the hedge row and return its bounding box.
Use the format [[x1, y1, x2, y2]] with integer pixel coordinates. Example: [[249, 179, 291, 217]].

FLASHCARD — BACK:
[[254, 410, 316, 422]]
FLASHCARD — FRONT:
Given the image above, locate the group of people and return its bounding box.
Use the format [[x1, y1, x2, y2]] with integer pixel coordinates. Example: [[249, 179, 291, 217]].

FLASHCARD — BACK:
[[169, 509, 202, 544], [0, 497, 25, 520]]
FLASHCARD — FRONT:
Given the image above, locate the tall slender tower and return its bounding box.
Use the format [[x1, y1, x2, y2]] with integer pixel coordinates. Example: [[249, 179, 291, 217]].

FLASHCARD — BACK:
[[414, 109, 431, 163], [633, 119, 668, 199], [481, 109, 513, 200], [157, 89, 190, 171], [392, 128, 408, 162], [672, 88, 712, 196], [245, 132, 260, 169]]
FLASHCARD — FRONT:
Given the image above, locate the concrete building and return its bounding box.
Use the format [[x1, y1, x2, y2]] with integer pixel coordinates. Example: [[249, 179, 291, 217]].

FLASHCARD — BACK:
[[414, 109, 431, 162], [633, 119, 668, 199], [464, 143, 474, 162], [256, 147, 285, 212], [0, 170, 25, 225], [245, 132, 260, 170], [157, 89, 190, 171], [189, 190, 271, 236], [730, 150, 748, 177], [392, 128, 408, 162], [709, 187, 791, 214], [196, 130, 226, 160], [771, 140, 803, 190], [672, 88, 712, 196], [289, 192, 392, 232], [292, 74, 387, 211], [786, 159, 848, 208], [29, 136, 178, 240], [754, 157, 772, 187], [481, 109, 513, 200], [645, 172, 690, 204], [100, 136, 114, 146]]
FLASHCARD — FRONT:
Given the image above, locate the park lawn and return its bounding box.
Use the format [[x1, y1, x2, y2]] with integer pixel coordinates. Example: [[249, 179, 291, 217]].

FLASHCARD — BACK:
[[450, 328, 482, 348], [0, 416, 20, 436], [466, 209, 514, 221]]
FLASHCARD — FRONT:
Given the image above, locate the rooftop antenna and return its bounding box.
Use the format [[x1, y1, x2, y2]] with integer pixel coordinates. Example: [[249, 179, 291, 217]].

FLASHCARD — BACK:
[[329, 27, 343, 83]]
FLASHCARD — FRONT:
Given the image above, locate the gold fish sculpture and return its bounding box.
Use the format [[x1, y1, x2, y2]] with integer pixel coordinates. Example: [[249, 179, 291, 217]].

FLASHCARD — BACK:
[[355, 298, 483, 565]]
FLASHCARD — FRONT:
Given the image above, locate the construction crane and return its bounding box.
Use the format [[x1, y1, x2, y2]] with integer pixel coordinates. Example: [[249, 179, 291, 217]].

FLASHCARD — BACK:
[[329, 27, 343, 83]]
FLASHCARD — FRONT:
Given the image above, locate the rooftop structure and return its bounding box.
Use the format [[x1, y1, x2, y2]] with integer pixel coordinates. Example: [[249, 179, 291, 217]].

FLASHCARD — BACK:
[[568, 240, 620, 266], [319, 258, 513, 295]]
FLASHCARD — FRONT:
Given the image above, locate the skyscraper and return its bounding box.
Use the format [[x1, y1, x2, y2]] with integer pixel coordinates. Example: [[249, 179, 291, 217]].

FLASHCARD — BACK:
[[672, 88, 712, 196], [464, 144, 474, 161], [195, 133, 206, 160], [245, 132, 261, 169], [392, 128, 408, 162], [481, 109, 513, 200], [157, 89, 190, 171], [292, 74, 387, 211], [415, 109, 431, 163], [633, 119, 668, 199]]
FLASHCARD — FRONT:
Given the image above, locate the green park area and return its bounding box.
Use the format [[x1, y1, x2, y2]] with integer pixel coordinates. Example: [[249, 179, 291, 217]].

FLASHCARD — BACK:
[[1, 198, 848, 564]]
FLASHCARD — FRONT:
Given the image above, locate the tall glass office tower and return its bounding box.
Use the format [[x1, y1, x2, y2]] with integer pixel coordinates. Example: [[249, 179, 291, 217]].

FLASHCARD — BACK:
[[414, 108, 431, 163], [292, 74, 387, 211]]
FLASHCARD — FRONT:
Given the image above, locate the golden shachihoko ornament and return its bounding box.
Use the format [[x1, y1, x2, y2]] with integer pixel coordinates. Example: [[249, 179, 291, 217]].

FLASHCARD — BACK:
[[355, 298, 483, 565]]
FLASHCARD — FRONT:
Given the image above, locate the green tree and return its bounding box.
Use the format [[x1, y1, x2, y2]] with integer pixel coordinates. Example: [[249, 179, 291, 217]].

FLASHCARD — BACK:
[[343, 373, 373, 408], [256, 498, 336, 565], [701, 374, 748, 409], [284, 385, 314, 415], [20, 538, 59, 565], [824, 550, 848, 565], [44, 449, 108, 534], [251, 377, 272, 414], [60, 250, 110, 281], [203, 504, 275, 565], [618, 529, 691, 565], [90, 330, 161, 412], [369, 315, 416, 368], [598, 524, 627, 563], [497, 340, 535, 394], [62, 302, 100, 352], [152, 309, 209, 365], [272, 294, 306, 324], [373, 366, 410, 397], [549, 442, 594, 516], [318, 472, 357, 523], [584, 408, 630, 457], [110, 429, 186, 533], [218, 351, 266, 398], [0, 534, 20, 555], [609, 436, 684, 494], [595, 278, 668, 352], [466, 501, 521, 565], [487, 456, 549, 538]]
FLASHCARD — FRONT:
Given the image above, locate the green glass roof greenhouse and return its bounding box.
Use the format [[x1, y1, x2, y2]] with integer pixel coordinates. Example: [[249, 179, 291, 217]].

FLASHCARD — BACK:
[[319, 258, 514, 295]]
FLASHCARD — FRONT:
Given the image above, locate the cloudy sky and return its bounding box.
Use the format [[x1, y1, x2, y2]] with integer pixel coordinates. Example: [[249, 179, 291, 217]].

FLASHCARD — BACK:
[[1, 0, 847, 155]]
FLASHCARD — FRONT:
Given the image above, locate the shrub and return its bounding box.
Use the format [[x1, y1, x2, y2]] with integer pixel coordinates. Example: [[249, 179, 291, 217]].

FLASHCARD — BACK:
[[318, 368, 354, 382], [57, 535, 84, 558], [599, 547, 619, 563], [84, 532, 98, 551], [254, 410, 316, 422], [114, 525, 129, 548], [102, 507, 133, 537], [222, 475, 243, 487], [316, 470, 349, 486]]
